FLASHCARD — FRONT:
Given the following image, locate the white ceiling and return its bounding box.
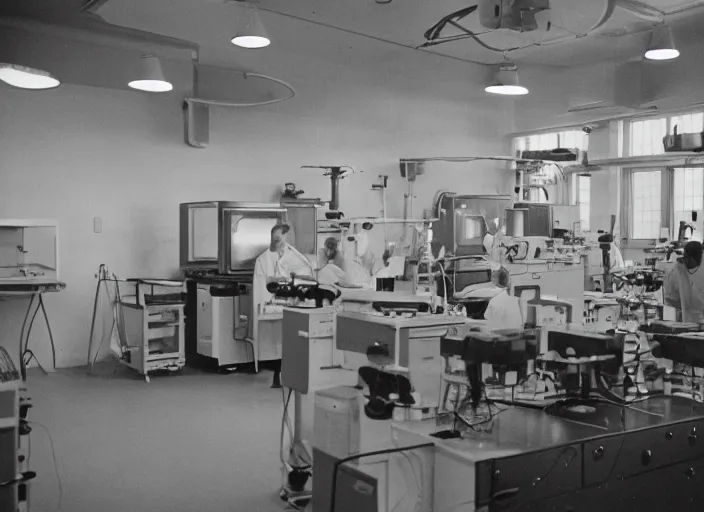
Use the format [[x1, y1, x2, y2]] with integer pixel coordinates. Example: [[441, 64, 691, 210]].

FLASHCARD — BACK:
[[94, 0, 704, 70]]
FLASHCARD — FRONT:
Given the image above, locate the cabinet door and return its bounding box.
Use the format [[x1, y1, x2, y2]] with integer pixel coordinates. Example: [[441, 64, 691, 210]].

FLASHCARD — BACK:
[[196, 288, 212, 342]]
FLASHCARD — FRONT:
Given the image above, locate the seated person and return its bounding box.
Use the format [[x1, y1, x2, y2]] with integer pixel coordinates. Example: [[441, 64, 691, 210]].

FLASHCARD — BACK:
[[318, 237, 345, 269], [254, 224, 313, 388]]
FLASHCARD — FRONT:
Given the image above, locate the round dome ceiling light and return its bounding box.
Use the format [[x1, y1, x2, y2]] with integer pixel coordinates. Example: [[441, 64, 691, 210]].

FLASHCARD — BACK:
[[485, 63, 529, 96], [128, 56, 173, 93], [645, 25, 679, 61], [0, 63, 60, 90]]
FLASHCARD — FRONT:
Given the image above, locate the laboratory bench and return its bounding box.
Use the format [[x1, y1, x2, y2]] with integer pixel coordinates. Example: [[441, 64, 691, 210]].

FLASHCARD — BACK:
[[390, 395, 704, 512]]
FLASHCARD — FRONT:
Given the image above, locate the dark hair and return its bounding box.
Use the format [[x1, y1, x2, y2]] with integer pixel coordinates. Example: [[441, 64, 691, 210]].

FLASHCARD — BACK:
[[271, 224, 290, 237], [685, 241, 703, 266]]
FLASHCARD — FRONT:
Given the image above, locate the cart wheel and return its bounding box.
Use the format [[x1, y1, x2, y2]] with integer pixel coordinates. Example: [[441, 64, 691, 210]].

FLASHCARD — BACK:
[[145, 374, 151, 383]]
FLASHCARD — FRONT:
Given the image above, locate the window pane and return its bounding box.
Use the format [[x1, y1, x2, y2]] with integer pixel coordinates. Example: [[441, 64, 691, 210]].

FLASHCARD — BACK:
[[673, 167, 704, 232], [630, 117, 667, 156], [632, 170, 662, 239], [670, 113, 703, 134]]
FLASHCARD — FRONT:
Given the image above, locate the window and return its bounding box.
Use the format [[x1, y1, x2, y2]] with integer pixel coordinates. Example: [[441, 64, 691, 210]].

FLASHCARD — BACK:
[[673, 168, 704, 228], [578, 175, 590, 232], [630, 112, 704, 157], [631, 170, 663, 239]]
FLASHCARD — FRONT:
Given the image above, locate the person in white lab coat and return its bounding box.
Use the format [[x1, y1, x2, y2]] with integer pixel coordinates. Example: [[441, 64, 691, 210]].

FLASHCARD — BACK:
[[664, 241, 704, 323], [253, 224, 313, 388]]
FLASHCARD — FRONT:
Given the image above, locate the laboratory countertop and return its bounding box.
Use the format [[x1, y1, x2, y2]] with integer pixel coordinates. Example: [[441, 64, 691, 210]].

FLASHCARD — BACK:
[[336, 311, 470, 329], [392, 396, 704, 464], [337, 289, 429, 303], [0, 280, 66, 295]]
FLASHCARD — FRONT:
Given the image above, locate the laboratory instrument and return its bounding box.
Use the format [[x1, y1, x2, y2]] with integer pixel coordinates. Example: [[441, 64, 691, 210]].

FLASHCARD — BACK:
[[0, 348, 34, 512]]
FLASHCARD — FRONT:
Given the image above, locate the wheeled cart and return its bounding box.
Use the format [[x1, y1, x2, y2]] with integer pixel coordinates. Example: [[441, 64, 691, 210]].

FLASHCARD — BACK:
[[118, 280, 186, 382]]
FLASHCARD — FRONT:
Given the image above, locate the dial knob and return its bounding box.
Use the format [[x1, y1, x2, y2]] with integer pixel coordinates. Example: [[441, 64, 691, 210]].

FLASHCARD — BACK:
[[666, 432, 673, 440], [593, 446, 605, 460], [686, 467, 696, 480]]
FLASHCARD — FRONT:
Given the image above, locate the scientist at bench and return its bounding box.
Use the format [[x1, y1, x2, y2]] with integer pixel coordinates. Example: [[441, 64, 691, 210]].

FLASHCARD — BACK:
[[253, 223, 313, 388]]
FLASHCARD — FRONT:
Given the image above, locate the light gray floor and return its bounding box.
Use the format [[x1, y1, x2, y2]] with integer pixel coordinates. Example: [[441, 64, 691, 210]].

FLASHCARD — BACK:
[[24, 364, 288, 512]]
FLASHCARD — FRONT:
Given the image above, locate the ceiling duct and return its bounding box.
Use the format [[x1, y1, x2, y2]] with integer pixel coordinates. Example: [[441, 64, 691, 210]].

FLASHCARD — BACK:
[[567, 60, 653, 114]]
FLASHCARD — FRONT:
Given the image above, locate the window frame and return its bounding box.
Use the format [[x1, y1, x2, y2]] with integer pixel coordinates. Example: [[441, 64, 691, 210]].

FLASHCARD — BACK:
[[627, 110, 704, 157], [625, 167, 668, 242]]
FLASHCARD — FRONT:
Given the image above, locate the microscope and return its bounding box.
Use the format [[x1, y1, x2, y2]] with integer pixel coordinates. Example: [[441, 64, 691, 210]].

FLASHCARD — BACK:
[[440, 326, 539, 429]]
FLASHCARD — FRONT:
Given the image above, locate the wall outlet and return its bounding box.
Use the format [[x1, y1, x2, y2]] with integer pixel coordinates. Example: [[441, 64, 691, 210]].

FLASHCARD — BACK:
[[93, 217, 102, 234]]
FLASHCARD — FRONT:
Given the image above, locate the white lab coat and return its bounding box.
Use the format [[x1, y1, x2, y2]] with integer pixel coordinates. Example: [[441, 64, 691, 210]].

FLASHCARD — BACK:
[[253, 245, 313, 307], [664, 262, 704, 323], [484, 290, 524, 331]]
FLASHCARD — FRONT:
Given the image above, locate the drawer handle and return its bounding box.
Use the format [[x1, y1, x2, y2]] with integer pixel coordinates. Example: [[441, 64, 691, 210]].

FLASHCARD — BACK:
[[492, 488, 520, 501], [690, 428, 698, 446], [666, 431, 673, 440], [686, 467, 696, 479], [593, 446, 604, 460], [641, 450, 652, 466]]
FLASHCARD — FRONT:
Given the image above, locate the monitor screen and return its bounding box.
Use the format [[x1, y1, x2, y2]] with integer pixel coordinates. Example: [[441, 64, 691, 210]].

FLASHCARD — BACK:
[[230, 216, 280, 271]]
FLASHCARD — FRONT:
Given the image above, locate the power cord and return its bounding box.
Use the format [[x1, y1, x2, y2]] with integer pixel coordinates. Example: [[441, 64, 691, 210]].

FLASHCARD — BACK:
[[28, 420, 62, 512], [329, 443, 434, 512]]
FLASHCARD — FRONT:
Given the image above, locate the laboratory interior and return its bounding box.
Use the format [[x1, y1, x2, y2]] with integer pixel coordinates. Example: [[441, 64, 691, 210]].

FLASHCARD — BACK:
[[7, 1, 704, 512]]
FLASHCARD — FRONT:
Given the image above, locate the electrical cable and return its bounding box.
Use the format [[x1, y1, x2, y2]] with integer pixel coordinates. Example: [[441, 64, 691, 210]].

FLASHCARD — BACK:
[[18, 294, 36, 381], [39, 295, 57, 370], [329, 443, 435, 512], [29, 420, 62, 512], [390, 452, 423, 512]]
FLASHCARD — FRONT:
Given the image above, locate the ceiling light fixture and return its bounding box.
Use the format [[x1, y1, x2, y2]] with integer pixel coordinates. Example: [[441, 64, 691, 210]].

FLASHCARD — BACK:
[[485, 63, 529, 96], [231, 2, 271, 49], [128, 55, 173, 93], [645, 25, 679, 61], [0, 63, 60, 90]]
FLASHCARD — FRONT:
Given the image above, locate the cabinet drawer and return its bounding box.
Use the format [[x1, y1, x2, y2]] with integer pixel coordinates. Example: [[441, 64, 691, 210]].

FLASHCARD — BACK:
[[480, 444, 582, 507], [336, 316, 396, 362], [585, 419, 704, 484]]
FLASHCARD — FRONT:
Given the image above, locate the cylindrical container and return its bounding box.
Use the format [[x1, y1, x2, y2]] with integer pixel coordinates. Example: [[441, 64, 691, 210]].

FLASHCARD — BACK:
[[409, 407, 423, 421], [506, 208, 528, 237]]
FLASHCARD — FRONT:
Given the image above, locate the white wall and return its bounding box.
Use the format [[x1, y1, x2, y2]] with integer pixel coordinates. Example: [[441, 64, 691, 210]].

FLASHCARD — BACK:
[[0, 68, 513, 368]]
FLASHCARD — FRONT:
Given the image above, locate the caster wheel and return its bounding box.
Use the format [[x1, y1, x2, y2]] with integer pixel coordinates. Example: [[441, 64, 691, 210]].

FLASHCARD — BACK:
[[145, 375, 151, 383]]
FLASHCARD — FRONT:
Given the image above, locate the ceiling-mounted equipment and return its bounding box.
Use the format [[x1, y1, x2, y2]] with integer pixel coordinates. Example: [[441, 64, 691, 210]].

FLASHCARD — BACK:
[[231, 2, 271, 49], [0, 63, 60, 90], [645, 25, 679, 61], [478, 0, 549, 32], [421, 1, 616, 55], [485, 63, 528, 96], [128, 55, 173, 92]]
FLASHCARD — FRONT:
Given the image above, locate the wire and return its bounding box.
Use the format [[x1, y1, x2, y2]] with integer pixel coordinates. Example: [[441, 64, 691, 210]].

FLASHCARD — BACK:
[[29, 420, 62, 512], [18, 294, 36, 381], [39, 295, 57, 370], [329, 443, 435, 512], [392, 451, 422, 512]]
